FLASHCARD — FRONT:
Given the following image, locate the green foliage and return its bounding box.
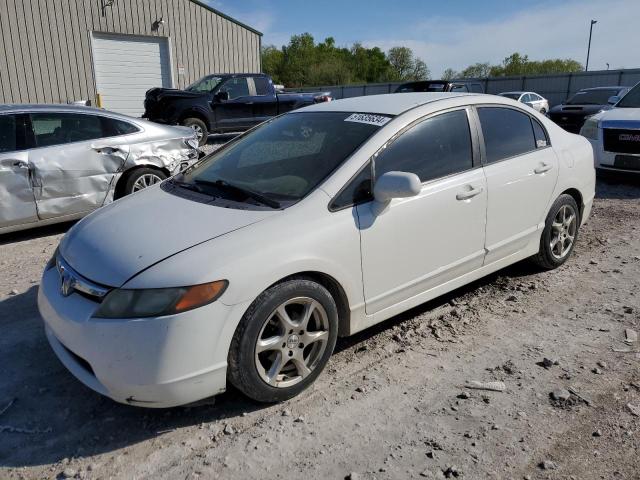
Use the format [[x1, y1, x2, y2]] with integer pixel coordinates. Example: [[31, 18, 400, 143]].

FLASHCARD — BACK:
[[261, 33, 430, 87], [447, 53, 584, 79]]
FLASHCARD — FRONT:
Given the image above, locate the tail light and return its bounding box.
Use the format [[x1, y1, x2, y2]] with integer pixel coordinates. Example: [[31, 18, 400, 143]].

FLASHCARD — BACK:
[[314, 95, 332, 103]]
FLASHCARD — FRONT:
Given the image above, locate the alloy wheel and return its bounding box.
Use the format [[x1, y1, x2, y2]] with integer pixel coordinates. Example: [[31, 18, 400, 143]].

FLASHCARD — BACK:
[[254, 297, 330, 388], [132, 173, 163, 192], [550, 204, 577, 259], [190, 124, 204, 141]]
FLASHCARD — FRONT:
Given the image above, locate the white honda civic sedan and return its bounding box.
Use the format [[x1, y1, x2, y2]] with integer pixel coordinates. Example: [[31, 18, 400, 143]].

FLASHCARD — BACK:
[[38, 93, 595, 407]]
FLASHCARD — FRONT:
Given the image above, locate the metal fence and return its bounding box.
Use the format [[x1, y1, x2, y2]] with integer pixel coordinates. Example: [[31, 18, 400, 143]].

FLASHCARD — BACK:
[[286, 68, 640, 107]]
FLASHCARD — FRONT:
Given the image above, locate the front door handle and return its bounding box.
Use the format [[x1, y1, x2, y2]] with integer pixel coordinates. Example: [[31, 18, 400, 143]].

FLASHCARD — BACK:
[[456, 186, 484, 201], [534, 163, 552, 174]]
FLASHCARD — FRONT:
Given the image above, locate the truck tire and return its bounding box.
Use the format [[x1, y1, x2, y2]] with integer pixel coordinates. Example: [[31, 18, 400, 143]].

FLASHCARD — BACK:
[[182, 117, 208, 146]]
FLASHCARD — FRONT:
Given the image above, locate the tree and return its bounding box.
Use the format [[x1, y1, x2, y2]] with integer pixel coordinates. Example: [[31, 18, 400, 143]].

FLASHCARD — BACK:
[[261, 34, 429, 87], [387, 46, 430, 81], [441, 68, 459, 81], [460, 62, 492, 79], [489, 52, 583, 77]]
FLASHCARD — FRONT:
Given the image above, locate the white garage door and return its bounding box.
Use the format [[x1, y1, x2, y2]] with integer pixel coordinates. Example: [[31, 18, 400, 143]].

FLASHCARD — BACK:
[[92, 33, 172, 117]]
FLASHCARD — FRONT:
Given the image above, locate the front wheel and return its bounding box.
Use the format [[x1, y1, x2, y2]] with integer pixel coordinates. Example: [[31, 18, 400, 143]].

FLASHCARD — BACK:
[[531, 194, 580, 270], [228, 279, 339, 403]]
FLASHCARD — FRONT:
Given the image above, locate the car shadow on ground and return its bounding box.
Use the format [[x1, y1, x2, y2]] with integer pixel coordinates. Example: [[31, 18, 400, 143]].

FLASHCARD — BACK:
[[0, 260, 543, 468], [0, 221, 75, 246]]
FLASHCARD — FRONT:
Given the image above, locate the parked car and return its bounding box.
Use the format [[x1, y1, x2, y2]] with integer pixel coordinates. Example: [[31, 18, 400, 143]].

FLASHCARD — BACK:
[[0, 104, 199, 234], [395, 80, 484, 94], [143, 73, 332, 146], [580, 82, 640, 173], [499, 91, 550, 114], [547, 86, 630, 133], [39, 92, 595, 407]]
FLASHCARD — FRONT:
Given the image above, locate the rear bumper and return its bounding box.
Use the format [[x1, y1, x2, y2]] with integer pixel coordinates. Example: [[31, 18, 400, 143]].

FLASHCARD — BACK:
[[38, 265, 235, 408]]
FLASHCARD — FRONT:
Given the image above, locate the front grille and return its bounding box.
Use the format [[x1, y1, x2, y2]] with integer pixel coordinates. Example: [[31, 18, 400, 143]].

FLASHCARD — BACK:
[[603, 128, 640, 154]]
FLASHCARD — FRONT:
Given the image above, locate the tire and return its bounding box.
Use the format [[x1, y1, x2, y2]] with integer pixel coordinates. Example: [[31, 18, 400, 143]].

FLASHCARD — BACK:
[[540, 108, 547, 115], [228, 279, 339, 403], [531, 194, 580, 270], [182, 117, 208, 146], [118, 168, 167, 198]]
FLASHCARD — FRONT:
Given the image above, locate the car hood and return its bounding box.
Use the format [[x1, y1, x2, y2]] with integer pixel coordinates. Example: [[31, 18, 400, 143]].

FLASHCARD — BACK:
[[146, 87, 208, 101], [549, 104, 608, 115], [597, 107, 640, 128], [59, 185, 278, 287]]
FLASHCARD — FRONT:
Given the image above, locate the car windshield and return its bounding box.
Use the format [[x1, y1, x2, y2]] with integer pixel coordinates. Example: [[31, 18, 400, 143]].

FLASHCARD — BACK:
[[186, 76, 223, 92], [500, 93, 522, 100], [566, 89, 619, 105], [616, 85, 640, 108], [397, 82, 446, 92], [176, 112, 388, 207]]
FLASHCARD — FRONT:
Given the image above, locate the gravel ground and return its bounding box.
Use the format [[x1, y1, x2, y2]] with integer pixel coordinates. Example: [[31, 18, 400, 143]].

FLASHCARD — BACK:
[[0, 174, 639, 480]]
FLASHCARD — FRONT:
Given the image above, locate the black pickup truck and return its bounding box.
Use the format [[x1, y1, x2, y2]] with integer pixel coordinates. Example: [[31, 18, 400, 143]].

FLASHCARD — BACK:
[[143, 73, 331, 145]]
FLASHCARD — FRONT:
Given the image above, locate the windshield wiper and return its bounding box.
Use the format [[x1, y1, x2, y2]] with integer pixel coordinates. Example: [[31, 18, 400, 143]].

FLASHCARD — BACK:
[[194, 179, 281, 209]]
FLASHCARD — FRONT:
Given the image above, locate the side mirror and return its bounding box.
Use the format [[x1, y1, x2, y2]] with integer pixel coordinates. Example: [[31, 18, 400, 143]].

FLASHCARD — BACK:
[[215, 90, 230, 102], [372, 171, 421, 215], [607, 95, 620, 105]]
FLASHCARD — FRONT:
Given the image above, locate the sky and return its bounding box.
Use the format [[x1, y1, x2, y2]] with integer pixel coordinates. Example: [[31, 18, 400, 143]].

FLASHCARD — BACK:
[[206, 0, 640, 77]]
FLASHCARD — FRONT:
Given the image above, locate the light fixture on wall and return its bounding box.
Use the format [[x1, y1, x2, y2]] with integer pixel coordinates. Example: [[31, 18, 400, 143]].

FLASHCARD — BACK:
[[152, 17, 165, 31], [101, 0, 115, 16]]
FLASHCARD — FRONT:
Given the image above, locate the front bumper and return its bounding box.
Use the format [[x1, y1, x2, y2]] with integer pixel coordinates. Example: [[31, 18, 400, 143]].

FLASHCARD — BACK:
[[38, 265, 237, 408], [587, 137, 640, 174]]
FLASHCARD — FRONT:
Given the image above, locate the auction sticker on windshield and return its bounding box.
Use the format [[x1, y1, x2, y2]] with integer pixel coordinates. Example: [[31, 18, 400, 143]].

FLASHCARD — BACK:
[[345, 113, 392, 126]]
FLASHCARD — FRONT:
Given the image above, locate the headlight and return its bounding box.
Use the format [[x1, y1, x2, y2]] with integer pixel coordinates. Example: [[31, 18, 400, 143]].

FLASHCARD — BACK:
[[580, 119, 599, 140], [94, 280, 228, 319]]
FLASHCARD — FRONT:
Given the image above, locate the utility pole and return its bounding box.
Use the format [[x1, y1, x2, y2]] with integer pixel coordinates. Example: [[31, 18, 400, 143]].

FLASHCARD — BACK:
[[585, 19, 597, 71]]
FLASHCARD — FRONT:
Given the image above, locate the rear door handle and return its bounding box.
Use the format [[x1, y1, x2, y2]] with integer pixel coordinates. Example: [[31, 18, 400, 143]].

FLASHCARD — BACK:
[[534, 163, 552, 174], [92, 146, 121, 154], [456, 186, 484, 201], [12, 160, 29, 169]]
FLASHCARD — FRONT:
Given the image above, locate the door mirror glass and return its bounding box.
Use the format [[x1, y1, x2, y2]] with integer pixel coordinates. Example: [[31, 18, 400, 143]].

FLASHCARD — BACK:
[[373, 171, 421, 204], [607, 95, 620, 105]]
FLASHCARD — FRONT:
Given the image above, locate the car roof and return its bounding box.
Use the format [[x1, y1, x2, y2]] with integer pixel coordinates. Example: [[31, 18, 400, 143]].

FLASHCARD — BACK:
[[579, 86, 626, 91], [0, 103, 133, 117], [297, 92, 478, 115]]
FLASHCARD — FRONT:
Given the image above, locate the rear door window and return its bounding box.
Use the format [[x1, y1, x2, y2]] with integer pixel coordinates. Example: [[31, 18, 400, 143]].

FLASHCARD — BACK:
[[477, 107, 537, 163], [29, 112, 104, 148], [253, 77, 271, 96], [102, 117, 140, 136], [375, 109, 474, 182]]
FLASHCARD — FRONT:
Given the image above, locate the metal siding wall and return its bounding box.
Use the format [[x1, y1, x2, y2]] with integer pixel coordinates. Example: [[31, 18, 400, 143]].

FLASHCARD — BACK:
[[0, 0, 261, 104]]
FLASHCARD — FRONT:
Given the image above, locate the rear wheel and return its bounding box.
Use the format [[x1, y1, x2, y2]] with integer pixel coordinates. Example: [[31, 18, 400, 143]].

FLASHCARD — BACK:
[[182, 117, 208, 146], [228, 279, 338, 403], [531, 194, 580, 270], [117, 168, 167, 198]]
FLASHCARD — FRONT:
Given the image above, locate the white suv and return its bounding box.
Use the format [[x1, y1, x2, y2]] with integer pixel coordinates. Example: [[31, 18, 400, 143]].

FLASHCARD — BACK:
[[581, 82, 640, 173]]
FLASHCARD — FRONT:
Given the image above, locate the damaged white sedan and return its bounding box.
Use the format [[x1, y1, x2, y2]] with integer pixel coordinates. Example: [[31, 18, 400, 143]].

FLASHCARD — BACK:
[[0, 104, 199, 234]]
